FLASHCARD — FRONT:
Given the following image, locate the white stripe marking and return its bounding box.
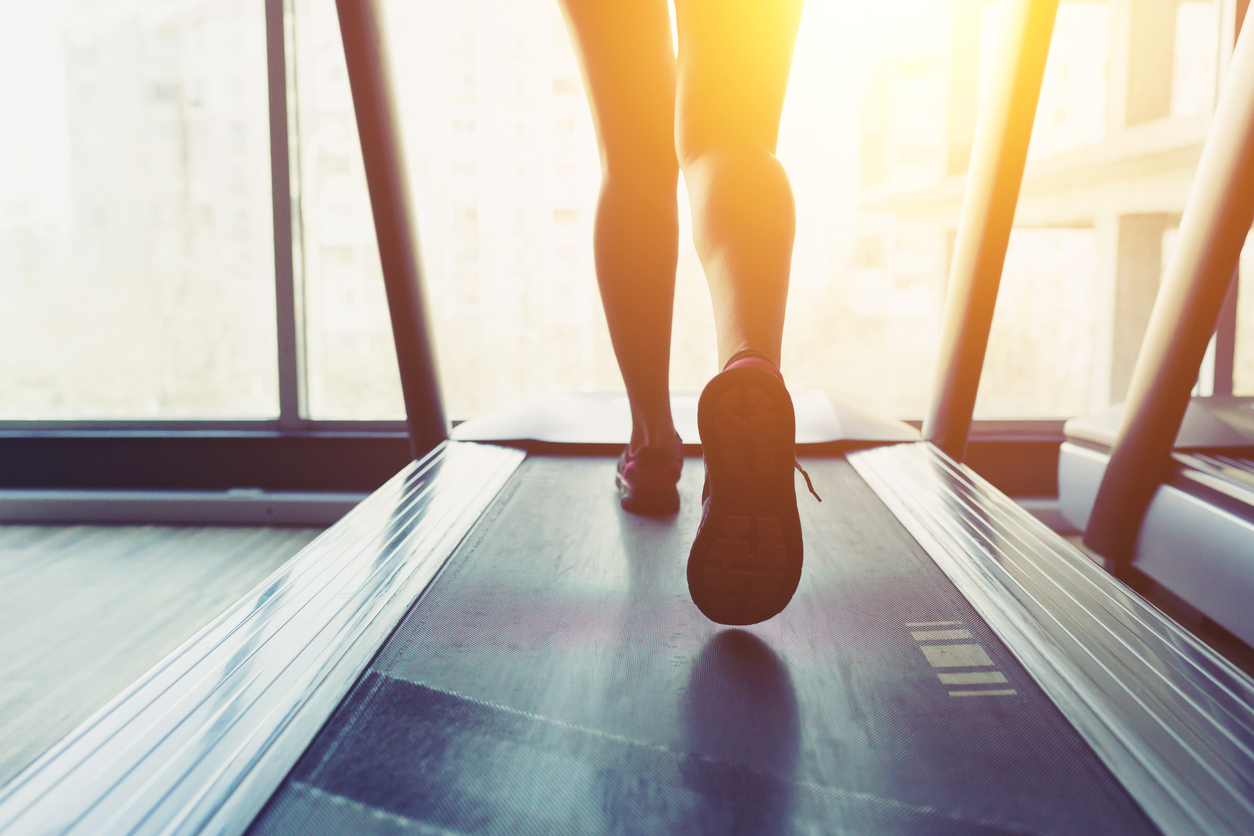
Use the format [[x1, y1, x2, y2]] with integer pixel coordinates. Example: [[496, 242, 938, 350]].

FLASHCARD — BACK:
[[911, 629, 972, 641], [949, 689, 1017, 697], [920, 644, 994, 668], [938, 671, 1007, 685]]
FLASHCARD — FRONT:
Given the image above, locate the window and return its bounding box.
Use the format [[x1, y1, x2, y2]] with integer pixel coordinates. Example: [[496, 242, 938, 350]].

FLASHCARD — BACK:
[[3, 0, 1244, 427], [0, 0, 277, 419]]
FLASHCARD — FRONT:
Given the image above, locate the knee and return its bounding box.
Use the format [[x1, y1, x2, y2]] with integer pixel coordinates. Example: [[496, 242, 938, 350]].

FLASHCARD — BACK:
[[676, 109, 772, 171], [676, 143, 792, 205], [601, 162, 682, 208], [600, 144, 680, 198], [676, 143, 736, 182]]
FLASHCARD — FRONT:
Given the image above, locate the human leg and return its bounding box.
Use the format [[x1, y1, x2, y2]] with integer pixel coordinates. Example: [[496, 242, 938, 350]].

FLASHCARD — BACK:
[[557, 0, 680, 454], [675, 0, 806, 623], [674, 0, 804, 369]]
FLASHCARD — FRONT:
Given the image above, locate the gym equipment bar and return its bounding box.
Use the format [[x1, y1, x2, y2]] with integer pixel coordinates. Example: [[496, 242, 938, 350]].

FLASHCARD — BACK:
[[1084, 18, 1254, 567], [337, 0, 448, 458], [923, 0, 1059, 461]]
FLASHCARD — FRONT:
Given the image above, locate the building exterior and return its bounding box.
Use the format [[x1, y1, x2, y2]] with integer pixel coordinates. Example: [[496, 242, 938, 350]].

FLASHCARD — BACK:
[[859, 0, 1244, 417]]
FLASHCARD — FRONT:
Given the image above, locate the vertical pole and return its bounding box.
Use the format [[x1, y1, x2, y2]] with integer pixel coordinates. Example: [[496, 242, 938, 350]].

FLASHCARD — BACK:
[[1213, 271, 1238, 396], [1084, 21, 1254, 566], [267, 0, 305, 428], [923, 0, 1059, 460], [336, 0, 447, 457], [1210, 0, 1250, 398]]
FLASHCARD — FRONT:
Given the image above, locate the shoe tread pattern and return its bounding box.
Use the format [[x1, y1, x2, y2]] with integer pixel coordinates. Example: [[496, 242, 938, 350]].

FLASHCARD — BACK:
[[689, 368, 802, 625]]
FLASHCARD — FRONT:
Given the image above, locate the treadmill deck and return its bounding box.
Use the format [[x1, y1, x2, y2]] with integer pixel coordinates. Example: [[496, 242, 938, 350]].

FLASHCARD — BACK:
[[250, 455, 1155, 835]]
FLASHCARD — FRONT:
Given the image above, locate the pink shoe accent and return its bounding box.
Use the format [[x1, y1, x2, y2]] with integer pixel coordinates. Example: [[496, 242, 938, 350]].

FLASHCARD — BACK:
[[722, 349, 784, 383]]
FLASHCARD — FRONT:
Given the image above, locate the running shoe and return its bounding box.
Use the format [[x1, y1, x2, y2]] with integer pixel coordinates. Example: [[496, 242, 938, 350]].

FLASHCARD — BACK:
[[616, 434, 683, 516], [688, 359, 804, 625]]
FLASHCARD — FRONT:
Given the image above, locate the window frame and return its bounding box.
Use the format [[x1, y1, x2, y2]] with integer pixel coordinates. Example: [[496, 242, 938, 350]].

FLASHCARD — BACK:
[[0, 0, 407, 439]]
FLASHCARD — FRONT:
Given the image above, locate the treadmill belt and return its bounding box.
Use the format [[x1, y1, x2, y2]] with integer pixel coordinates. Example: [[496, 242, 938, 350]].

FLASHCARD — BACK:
[[249, 455, 1158, 835]]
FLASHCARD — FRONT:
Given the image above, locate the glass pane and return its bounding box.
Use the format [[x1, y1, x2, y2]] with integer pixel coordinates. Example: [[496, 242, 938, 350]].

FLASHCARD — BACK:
[[974, 229, 1100, 417], [295, 0, 1227, 422], [295, 0, 621, 420], [0, 0, 277, 419], [840, 0, 1227, 418], [291, 0, 404, 418], [1172, 0, 1219, 118]]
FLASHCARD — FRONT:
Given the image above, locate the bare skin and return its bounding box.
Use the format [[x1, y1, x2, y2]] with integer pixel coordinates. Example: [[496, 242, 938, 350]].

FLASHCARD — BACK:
[[557, 0, 804, 452]]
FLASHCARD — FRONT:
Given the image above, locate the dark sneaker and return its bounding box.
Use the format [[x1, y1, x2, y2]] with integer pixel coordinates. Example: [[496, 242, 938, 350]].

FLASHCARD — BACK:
[[688, 364, 803, 625], [616, 435, 683, 516]]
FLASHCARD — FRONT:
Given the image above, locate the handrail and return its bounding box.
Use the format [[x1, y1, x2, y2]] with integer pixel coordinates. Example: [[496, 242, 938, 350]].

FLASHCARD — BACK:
[[923, 0, 1059, 461], [1084, 19, 1254, 567], [337, 0, 448, 458]]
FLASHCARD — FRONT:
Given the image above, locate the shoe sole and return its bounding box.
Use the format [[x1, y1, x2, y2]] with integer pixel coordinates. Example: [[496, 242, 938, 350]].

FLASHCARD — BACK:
[[688, 366, 802, 625]]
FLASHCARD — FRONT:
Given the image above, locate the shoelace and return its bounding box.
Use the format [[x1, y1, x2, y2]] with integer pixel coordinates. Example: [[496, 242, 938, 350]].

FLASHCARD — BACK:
[[795, 457, 822, 502]]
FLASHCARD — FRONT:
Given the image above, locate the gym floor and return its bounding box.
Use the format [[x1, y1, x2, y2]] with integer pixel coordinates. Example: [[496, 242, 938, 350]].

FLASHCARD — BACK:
[[0, 524, 321, 784]]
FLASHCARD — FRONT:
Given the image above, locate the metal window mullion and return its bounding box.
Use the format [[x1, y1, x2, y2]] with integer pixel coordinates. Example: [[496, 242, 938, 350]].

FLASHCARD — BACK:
[[267, 0, 307, 430], [1212, 268, 1238, 396], [1211, 2, 1250, 398]]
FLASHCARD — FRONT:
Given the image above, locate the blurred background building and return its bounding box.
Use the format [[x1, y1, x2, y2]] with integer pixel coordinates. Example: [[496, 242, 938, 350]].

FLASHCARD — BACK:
[[858, 0, 1244, 417], [0, 0, 277, 418]]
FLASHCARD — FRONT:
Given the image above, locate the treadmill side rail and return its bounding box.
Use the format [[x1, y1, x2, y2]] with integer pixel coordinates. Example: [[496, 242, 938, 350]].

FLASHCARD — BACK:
[[1059, 441, 1254, 648], [851, 442, 1254, 836], [0, 441, 524, 836]]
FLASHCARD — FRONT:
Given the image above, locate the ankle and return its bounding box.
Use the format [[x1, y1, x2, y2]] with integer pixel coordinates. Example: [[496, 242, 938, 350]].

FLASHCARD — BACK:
[[630, 424, 678, 453]]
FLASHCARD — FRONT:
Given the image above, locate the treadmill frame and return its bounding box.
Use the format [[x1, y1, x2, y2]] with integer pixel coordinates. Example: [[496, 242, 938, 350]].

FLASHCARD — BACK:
[[0, 441, 523, 834], [855, 442, 1254, 836]]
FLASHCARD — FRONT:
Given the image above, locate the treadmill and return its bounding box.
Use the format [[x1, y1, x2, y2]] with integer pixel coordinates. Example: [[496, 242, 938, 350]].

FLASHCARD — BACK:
[[2, 1, 1253, 834]]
